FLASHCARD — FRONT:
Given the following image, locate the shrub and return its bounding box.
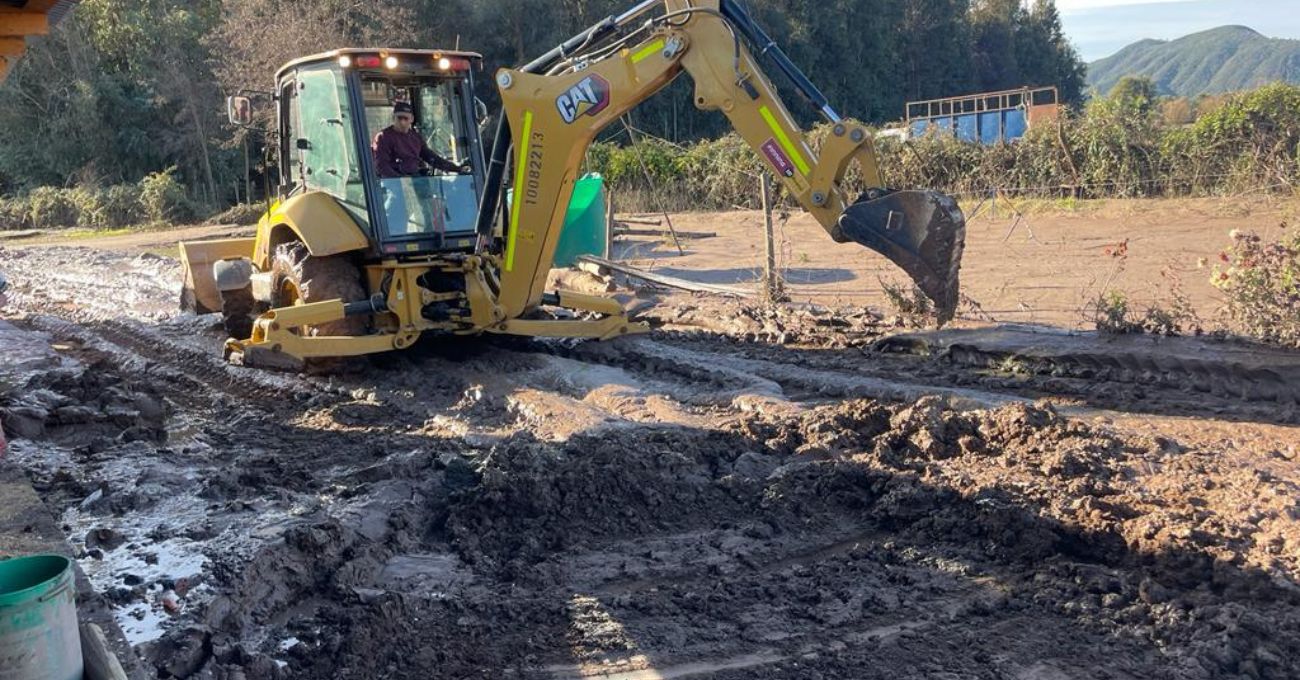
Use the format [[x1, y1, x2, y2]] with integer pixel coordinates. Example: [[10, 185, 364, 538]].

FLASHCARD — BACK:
[[207, 202, 265, 225], [27, 186, 80, 228], [590, 83, 1300, 212], [0, 195, 31, 230], [85, 184, 145, 229], [1212, 227, 1300, 347], [139, 167, 194, 223], [1092, 290, 1140, 334]]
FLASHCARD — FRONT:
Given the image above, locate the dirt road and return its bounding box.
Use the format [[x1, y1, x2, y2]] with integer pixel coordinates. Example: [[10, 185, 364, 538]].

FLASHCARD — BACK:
[[0, 214, 1298, 678]]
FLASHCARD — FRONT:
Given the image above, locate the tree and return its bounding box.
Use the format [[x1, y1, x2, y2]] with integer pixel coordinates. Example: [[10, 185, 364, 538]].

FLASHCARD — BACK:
[[1109, 75, 1159, 117], [899, 0, 972, 102], [1017, 0, 1086, 106], [0, 0, 1092, 209], [969, 0, 1023, 92]]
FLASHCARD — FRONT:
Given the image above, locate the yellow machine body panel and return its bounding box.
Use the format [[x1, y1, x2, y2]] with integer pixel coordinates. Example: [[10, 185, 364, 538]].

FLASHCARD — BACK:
[[251, 191, 370, 269], [177, 191, 370, 315]]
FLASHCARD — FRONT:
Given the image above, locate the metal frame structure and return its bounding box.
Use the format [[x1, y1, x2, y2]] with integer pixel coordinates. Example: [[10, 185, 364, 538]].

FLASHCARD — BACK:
[[906, 86, 1059, 124]]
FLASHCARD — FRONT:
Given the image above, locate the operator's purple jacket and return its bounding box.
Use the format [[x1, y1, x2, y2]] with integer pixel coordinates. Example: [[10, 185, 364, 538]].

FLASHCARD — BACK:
[[371, 126, 459, 178]]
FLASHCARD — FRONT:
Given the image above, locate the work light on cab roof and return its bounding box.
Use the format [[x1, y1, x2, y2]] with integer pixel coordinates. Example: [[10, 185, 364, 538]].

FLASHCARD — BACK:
[[334, 51, 472, 72]]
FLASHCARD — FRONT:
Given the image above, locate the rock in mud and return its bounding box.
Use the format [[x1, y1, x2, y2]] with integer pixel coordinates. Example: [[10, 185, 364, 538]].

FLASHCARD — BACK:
[[2, 405, 48, 438], [86, 526, 127, 551]]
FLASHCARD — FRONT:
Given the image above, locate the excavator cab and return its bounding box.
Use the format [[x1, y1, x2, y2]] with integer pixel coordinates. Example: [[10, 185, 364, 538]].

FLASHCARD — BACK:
[[182, 50, 488, 316], [274, 50, 487, 257]]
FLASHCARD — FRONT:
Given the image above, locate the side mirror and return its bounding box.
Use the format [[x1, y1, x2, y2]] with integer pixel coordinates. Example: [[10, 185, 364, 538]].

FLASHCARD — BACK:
[[474, 98, 489, 131], [227, 95, 253, 126]]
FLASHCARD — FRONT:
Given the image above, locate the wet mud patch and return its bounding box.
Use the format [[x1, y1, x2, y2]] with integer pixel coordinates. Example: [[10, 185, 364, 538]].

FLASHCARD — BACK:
[[199, 399, 1300, 679]]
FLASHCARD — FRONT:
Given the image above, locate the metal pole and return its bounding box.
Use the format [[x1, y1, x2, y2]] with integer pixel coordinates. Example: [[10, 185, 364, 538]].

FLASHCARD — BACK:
[[242, 136, 251, 206], [604, 189, 615, 260], [761, 173, 778, 302], [622, 117, 685, 256]]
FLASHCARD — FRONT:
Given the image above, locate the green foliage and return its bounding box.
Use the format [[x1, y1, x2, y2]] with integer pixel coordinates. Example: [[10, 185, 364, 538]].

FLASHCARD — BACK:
[[589, 83, 1300, 212], [1212, 228, 1300, 347], [1108, 76, 1159, 116], [0, 195, 31, 230], [139, 168, 194, 223], [0, 178, 162, 231], [1092, 290, 1138, 334], [1089, 26, 1300, 98], [1, 0, 1088, 212], [78, 184, 145, 229], [207, 203, 266, 226], [27, 186, 81, 229]]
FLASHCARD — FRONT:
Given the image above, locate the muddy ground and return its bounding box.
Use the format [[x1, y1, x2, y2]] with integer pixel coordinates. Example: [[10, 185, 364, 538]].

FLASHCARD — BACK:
[[1, 214, 1299, 679]]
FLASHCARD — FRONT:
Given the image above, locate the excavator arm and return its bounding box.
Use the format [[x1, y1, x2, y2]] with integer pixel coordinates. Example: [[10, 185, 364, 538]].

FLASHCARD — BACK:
[[484, 0, 966, 322]]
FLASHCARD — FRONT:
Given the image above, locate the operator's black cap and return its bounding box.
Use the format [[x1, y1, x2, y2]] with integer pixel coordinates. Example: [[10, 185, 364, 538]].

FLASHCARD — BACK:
[[393, 101, 413, 116]]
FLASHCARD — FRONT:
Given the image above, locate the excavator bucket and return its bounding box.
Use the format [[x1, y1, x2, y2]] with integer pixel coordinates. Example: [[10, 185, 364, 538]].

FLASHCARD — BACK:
[[178, 238, 256, 314], [838, 190, 966, 324]]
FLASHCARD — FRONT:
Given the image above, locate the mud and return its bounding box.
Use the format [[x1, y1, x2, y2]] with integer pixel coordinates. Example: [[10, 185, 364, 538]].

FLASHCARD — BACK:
[[1, 243, 1298, 679]]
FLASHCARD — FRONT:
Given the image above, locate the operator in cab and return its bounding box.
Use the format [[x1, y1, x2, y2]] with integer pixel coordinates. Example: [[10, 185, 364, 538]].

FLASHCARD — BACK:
[[372, 101, 471, 178]]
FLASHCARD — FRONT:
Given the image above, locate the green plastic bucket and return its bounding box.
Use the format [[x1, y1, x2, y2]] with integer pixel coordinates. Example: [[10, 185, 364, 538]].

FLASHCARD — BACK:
[[553, 174, 607, 267], [0, 555, 83, 680]]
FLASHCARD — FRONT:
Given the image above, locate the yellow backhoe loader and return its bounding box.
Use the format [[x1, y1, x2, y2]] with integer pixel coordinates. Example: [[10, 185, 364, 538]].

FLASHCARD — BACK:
[[179, 0, 966, 370]]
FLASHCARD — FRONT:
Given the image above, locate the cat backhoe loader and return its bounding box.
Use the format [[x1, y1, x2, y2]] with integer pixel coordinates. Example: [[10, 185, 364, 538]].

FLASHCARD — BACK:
[[179, 0, 966, 370]]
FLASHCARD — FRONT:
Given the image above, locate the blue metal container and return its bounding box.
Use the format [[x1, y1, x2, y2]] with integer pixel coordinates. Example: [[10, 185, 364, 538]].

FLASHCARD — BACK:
[[955, 114, 978, 143], [1004, 109, 1028, 140], [979, 112, 1002, 144]]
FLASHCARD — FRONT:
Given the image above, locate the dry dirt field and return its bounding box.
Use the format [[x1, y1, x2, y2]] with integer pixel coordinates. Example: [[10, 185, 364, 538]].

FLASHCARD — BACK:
[[0, 197, 1297, 679], [626, 195, 1299, 328]]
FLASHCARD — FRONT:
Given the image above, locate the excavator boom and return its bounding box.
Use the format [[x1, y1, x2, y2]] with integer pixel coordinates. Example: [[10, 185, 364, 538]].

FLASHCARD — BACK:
[[483, 0, 966, 322]]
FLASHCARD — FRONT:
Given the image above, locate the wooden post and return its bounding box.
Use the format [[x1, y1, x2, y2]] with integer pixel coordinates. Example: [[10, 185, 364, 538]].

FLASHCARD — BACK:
[[81, 624, 129, 680], [761, 173, 778, 302]]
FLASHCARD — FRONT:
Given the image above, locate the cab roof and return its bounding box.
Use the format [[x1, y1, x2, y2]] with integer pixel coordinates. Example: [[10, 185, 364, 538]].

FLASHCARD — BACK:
[[275, 48, 485, 79]]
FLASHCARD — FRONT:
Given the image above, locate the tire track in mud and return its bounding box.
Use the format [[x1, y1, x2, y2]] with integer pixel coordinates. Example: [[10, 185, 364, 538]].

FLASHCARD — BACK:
[[632, 327, 1300, 426], [874, 326, 1300, 406], [570, 336, 1033, 412], [22, 314, 315, 406]]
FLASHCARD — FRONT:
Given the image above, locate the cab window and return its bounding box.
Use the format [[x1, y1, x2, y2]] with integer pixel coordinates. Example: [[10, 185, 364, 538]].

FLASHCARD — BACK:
[[291, 64, 369, 228]]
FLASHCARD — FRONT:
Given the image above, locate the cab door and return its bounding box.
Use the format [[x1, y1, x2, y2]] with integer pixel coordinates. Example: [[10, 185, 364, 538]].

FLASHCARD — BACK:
[[280, 63, 374, 238]]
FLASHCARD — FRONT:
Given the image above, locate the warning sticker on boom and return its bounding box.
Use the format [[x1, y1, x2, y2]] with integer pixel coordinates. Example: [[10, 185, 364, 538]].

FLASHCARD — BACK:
[[761, 139, 796, 178]]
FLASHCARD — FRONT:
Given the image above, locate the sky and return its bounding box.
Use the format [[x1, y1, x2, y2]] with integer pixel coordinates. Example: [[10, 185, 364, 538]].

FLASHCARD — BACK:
[[1056, 0, 1300, 61]]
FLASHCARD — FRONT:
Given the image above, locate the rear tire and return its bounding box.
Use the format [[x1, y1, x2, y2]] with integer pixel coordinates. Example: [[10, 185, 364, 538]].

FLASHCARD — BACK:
[[269, 242, 366, 337]]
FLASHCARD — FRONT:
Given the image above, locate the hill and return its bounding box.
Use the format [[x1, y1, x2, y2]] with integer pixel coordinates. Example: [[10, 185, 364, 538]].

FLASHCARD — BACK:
[[1088, 26, 1300, 97]]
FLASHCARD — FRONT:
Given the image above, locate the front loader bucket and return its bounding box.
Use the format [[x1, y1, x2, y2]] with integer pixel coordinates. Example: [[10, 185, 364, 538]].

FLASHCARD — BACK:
[[178, 238, 256, 314], [838, 190, 966, 324]]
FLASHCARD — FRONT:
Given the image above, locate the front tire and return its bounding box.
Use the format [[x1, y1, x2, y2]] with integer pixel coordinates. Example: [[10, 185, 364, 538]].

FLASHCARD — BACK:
[[269, 242, 367, 337]]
